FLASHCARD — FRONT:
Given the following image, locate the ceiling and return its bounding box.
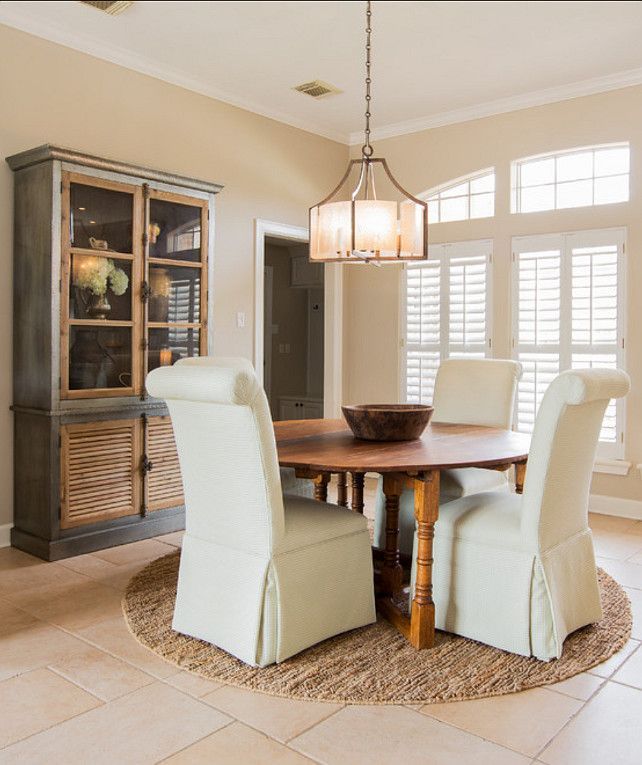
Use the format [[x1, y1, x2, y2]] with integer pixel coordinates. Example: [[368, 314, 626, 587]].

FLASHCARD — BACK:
[[2, 1, 642, 144]]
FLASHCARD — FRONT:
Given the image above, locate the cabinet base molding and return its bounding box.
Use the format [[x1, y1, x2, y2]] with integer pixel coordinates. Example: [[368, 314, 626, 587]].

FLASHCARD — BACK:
[[10, 508, 185, 561]]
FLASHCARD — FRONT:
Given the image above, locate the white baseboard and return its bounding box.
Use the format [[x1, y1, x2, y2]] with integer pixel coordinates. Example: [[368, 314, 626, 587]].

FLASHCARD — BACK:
[[590, 493, 642, 521], [0, 524, 12, 548]]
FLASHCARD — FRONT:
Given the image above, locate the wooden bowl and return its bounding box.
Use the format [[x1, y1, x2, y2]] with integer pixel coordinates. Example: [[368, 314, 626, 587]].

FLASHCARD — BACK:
[[341, 404, 434, 442]]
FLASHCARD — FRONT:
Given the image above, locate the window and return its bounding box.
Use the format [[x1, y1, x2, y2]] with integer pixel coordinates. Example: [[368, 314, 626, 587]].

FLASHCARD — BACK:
[[512, 228, 626, 458], [403, 240, 492, 404], [512, 144, 630, 214], [422, 170, 495, 224]]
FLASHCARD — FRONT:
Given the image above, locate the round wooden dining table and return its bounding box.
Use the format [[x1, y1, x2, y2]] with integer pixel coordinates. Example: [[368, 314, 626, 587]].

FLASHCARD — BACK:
[[274, 418, 531, 650]]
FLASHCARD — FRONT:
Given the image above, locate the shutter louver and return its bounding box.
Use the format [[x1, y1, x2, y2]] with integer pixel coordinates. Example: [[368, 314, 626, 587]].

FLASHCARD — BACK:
[[405, 260, 441, 403], [61, 420, 140, 528], [449, 254, 487, 356], [515, 249, 561, 433], [146, 416, 184, 511], [513, 229, 625, 458], [404, 240, 491, 406], [571, 243, 620, 443]]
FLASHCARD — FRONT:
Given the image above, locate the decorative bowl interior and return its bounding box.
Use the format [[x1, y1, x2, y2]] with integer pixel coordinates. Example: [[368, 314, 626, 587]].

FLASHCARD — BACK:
[[341, 404, 434, 442]]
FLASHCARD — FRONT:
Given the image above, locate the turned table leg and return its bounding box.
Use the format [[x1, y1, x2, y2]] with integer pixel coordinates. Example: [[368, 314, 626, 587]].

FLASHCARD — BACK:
[[514, 461, 527, 495], [351, 472, 365, 514], [313, 472, 331, 502], [336, 472, 349, 507], [410, 470, 440, 649], [380, 473, 405, 596]]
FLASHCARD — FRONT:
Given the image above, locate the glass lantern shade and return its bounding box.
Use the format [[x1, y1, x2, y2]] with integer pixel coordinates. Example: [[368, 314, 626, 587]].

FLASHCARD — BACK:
[[309, 158, 427, 263]]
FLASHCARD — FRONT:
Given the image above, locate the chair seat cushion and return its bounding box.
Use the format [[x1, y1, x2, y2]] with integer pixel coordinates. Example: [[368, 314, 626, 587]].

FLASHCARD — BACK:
[[440, 467, 509, 501], [435, 491, 526, 551], [277, 496, 369, 553]]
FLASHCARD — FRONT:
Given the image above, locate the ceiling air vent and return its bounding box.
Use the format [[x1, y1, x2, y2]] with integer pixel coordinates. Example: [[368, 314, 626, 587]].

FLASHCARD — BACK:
[[293, 80, 341, 99], [80, 1, 133, 15]]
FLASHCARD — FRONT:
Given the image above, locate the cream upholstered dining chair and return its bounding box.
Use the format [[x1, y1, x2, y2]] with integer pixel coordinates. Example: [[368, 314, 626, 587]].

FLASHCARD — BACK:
[[146, 356, 376, 667], [374, 358, 523, 555], [410, 368, 630, 659]]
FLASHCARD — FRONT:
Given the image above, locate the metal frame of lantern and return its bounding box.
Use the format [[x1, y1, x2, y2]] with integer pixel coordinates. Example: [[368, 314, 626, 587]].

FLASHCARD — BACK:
[[309, 156, 428, 263]]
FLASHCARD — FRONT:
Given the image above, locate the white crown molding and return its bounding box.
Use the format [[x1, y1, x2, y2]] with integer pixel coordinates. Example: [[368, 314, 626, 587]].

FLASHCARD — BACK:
[[348, 67, 642, 145], [0, 10, 349, 145], [2, 6, 642, 148]]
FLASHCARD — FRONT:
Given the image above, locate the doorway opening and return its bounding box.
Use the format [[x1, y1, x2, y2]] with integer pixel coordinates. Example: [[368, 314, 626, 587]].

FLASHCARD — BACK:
[[263, 235, 324, 420]]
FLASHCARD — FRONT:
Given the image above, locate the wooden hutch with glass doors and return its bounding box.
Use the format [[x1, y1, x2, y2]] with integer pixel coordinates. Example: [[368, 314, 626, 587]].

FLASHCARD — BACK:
[[6, 145, 221, 560]]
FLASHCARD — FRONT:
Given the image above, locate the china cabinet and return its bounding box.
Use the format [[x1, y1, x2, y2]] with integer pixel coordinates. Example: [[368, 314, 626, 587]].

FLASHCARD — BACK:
[[6, 145, 221, 560]]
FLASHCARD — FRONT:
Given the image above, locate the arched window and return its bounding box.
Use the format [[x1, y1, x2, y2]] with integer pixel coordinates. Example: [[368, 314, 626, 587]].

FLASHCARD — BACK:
[[421, 169, 495, 224], [511, 143, 629, 213]]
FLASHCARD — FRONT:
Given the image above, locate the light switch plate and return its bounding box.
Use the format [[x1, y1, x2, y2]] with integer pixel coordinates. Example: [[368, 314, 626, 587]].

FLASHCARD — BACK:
[[236, 311, 246, 328]]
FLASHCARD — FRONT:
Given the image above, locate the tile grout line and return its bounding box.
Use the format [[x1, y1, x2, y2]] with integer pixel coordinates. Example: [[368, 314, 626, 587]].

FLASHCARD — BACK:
[[416, 698, 573, 761], [151, 718, 237, 765], [283, 703, 347, 745], [530, 674, 617, 762]]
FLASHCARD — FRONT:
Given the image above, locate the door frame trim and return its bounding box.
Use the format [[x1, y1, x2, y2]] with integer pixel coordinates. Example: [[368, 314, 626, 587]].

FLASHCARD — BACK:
[[254, 218, 343, 417]]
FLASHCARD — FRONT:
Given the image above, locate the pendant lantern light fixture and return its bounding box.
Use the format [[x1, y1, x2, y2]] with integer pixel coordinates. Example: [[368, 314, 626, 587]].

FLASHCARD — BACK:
[[309, 1, 427, 263]]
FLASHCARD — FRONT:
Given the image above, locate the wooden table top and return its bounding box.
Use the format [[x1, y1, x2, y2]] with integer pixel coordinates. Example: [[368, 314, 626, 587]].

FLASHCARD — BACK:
[[274, 418, 530, 473]]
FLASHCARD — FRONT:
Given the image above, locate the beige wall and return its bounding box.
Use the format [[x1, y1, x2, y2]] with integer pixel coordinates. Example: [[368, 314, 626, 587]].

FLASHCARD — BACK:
[[344, 84, 642, 502], [0, 24, 347, 527]]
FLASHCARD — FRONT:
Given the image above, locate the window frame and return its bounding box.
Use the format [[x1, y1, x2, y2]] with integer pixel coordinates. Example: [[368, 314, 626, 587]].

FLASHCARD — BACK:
[[420, 168, 496, 224], [511, 226, 627, 460], [511, 143, 630, 214], [400, 238, 494, 404]]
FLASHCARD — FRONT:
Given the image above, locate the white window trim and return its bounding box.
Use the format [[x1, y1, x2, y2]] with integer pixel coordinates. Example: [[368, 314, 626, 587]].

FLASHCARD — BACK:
[[511, 226, 627, 462], [418, 168, 496, 224], [399, 239, 494, 402], [510, 142, 630, 214]]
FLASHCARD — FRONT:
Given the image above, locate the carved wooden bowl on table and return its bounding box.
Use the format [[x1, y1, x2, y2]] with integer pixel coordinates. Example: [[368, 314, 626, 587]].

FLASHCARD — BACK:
[[341, 404, 434, 442]]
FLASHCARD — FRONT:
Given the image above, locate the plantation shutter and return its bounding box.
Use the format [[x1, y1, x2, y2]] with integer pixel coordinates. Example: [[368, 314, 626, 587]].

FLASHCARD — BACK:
[[404, 240, 492, 405], [512, 228, 625, 458], [569, 230, 624, 451], [512, 235, 562, 434]]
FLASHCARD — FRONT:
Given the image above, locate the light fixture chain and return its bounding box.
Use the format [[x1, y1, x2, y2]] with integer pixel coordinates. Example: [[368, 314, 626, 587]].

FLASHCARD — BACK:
[[362, 0, 374, 159]]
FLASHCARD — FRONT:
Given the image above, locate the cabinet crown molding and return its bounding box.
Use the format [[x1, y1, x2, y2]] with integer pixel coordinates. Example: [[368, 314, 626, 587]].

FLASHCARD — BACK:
[[5, 144, 224, 195]]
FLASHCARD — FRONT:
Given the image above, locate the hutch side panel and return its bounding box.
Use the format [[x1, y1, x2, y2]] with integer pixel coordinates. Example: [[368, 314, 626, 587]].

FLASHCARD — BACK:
[[13, 162, 56, 410]]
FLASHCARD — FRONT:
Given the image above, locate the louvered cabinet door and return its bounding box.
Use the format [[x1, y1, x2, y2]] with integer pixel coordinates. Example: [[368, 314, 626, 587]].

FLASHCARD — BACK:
[[60, 419, 142, 529], [145, 416, 184, 512]]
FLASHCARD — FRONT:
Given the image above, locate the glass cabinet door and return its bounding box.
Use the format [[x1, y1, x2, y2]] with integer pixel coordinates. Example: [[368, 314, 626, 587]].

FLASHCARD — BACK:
[[61, 173, 142, 398], [145, 191, 208, 374]]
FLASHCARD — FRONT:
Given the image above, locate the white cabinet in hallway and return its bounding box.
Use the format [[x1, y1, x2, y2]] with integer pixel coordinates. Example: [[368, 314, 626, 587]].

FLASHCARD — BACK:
[[279, 397, 323, 421]]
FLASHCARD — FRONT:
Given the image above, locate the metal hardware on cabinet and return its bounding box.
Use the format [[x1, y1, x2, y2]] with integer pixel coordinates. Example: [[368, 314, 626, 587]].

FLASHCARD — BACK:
[[142, 182, 150, 200], [142, 455, 154, 474], [141, 281, 151, 303]]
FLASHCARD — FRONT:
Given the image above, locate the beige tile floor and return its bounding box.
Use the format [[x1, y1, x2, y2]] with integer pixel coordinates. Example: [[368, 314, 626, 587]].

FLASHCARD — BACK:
[[1, 488, 641, 763]]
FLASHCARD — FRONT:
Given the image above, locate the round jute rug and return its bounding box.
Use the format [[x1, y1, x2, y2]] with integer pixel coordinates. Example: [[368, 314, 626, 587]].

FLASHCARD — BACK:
[[123, 551, 631, 705]]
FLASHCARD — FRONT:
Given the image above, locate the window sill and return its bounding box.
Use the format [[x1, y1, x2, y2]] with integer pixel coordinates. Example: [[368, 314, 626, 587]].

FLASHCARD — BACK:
[[593, 460, 630, 476]]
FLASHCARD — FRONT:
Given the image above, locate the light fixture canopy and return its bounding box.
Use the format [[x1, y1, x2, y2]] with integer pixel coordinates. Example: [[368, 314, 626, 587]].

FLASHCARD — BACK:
[[309, 1, 427, 264]]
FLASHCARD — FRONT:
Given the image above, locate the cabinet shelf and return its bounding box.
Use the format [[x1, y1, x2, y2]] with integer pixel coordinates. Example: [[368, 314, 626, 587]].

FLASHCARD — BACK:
[[148, 257, 203, 269], [70, 247, 135, 261], [68, 319, 134, 327]]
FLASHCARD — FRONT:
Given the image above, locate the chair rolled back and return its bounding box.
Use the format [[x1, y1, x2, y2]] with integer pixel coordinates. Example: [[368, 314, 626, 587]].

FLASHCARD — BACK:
[[146, 357, 284, 555], [432, 358, 522, 428], [520, 369, 630, 549]]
